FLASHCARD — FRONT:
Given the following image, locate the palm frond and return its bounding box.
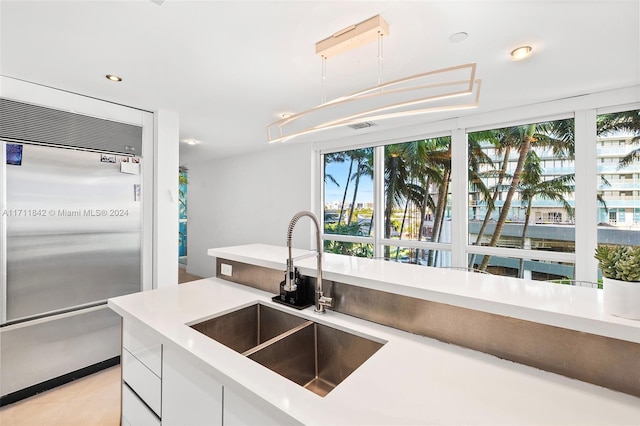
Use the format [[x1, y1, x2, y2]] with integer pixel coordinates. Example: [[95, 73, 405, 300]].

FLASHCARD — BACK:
[[616, 147, 640, 169]]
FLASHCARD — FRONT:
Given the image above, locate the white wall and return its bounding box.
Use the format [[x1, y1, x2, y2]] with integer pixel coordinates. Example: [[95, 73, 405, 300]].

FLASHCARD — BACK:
[[153, 110, 180, 289], [186, 142, 313, 278]]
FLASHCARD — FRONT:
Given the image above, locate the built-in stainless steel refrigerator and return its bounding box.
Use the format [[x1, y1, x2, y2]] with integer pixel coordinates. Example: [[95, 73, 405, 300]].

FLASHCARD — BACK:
[[0, 98, 145, 404]]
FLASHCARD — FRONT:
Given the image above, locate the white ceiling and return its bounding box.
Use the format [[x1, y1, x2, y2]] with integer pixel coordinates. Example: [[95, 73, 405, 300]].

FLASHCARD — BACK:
[[1, 1, 639, 165]]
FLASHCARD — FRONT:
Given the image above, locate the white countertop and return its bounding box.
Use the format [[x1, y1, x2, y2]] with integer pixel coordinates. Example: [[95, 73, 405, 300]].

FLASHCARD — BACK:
[[109, 276, 640, 425], [208, 244, 640, 344]]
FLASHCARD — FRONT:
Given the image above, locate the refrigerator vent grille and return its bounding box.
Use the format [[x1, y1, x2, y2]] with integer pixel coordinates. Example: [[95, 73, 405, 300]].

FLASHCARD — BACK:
[[0, 98, 143, 155]]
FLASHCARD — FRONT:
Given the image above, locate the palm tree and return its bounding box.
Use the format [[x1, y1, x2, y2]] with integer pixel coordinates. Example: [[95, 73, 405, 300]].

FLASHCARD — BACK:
[[597, 110, 640, 168], [384, 143, 421, 258], [414, 139, 445, 263], [426, 141, 451, 265], [516, 151, 575, 278], [466, 132, 498, 267], [336, 154, 355, 232], [478, 119, 574, 271], [385, 137, 484, 265], [347, 148, 373, 227], [469, 127, 529, 268], [478, 124, 536, 270], [323, 152, 345, 187], [381, 138, 453, 265], [384, 140, 448, 261], [467, 133, 496, 211], [395, 198, 412, 261]]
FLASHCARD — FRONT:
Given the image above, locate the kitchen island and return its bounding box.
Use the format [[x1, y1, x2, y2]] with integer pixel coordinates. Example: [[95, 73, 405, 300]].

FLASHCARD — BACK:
[[109, 245, 640, 425]]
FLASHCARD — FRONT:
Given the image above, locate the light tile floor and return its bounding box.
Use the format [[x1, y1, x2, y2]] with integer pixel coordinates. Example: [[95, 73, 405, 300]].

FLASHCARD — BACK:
[[0, 365, 121, 426], [0, 268, 203, 425]]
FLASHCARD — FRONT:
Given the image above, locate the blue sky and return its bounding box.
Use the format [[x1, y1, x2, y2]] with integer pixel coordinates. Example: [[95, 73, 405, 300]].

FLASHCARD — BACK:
[[324, 160, 373, 205]]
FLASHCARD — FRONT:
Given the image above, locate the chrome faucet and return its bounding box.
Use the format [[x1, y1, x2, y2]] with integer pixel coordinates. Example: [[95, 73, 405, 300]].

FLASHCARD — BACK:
[[285, 211, 332, 313]]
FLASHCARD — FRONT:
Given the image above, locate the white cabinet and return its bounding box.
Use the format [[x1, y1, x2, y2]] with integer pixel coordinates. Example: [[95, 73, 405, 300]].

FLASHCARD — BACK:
[[161, 347, 296, 426], [120, 318, 297, 426], [122, 349, 162, 415], [224, 387, 300, 426], [123, 320, 162, 376], [162, 345, 223, 425], [121, 319, 162, 425], [122, 384, 161, 426]]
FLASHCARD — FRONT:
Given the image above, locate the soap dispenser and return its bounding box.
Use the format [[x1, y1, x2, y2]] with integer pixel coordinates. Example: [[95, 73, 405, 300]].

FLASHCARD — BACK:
[[279, 267, 301, 305], [275, 267, 312, 309]]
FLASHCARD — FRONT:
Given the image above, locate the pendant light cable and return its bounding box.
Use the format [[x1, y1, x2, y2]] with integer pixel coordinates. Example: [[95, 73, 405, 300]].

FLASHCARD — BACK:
[[321, 55, 327, 104], [377, 31, 384, 87]]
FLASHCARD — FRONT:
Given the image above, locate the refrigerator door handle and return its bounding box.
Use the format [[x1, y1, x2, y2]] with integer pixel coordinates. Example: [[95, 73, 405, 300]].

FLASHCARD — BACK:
[[0, 301, 109, 332], [1, 140, 6, 324]]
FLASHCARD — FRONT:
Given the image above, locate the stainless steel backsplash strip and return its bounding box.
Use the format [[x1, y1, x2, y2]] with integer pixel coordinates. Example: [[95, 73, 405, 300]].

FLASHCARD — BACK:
[[216, 258, 640, 397], [216, 258, 283, 294]]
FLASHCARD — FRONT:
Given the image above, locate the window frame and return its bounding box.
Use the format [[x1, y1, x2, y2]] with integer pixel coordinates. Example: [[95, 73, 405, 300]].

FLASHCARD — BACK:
[[321, 132, 453, 261], [315, 88, 640, 283]]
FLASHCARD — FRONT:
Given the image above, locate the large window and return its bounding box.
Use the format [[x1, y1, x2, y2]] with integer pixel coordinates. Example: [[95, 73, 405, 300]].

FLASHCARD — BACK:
[[319, 103, 639, 286], [384, 137, 451, 265], [322, 138, 453, 264], [323, 148, 374, 256], [596, 109, 640, 280], [467, 118, 576, 279]]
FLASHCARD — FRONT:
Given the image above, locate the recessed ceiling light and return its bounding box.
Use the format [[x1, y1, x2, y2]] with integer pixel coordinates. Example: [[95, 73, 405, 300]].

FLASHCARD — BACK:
[[449, 32, 468, 43], [105, 74, 122, 82], [510, 46, 533, 61], [181, 138, 199, 146]]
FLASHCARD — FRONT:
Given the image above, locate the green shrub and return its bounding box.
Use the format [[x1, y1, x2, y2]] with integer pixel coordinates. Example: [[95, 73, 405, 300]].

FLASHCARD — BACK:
[[594, 245, 640, 282]]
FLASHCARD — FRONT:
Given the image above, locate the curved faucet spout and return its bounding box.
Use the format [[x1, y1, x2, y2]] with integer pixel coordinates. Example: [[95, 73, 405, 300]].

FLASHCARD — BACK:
[[286, 211, 332, 313]]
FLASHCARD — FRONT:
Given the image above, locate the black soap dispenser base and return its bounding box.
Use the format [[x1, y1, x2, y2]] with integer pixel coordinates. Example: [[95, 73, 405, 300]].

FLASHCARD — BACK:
[[271, 295, 313, 310], [272, 270, 314, 310]]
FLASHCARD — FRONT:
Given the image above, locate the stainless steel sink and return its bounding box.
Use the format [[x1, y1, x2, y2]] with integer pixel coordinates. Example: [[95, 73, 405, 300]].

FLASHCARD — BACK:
[[190, 303, 308, 354], [247, 321, 383, 397], [190, 303, 384, 397]]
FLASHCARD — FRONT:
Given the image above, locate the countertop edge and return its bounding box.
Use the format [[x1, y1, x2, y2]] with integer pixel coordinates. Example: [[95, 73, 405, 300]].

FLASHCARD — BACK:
[[108, 277, 640, 426], [208, 244, 640, 344]]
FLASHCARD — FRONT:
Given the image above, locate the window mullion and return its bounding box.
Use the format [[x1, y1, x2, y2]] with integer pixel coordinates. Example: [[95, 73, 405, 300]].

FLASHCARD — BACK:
[[451, 128, 468, 268], [373, 145, 385, 258], [574, 109, 599, 283]]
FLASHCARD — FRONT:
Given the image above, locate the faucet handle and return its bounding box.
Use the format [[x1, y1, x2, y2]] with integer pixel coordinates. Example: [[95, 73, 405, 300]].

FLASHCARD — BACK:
[[318, 295, 333, 308]]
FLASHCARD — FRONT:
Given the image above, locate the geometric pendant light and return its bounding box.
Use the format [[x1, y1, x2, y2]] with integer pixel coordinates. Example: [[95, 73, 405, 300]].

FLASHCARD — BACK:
[[267, 15, 481, 143]]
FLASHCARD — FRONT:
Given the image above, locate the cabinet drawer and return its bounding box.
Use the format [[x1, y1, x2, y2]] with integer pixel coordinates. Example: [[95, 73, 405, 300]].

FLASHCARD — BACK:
[[122, 383, 161, 426], [123, 348, 161, 416], [123, 321, 162, 377]]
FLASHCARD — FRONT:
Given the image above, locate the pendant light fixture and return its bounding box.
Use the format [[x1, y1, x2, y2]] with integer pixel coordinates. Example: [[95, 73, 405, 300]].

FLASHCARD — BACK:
[[267, 15, 482, 143]]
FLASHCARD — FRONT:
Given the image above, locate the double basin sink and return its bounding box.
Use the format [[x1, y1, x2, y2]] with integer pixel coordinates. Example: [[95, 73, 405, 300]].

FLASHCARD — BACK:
[[189, 303, 384, 397]]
